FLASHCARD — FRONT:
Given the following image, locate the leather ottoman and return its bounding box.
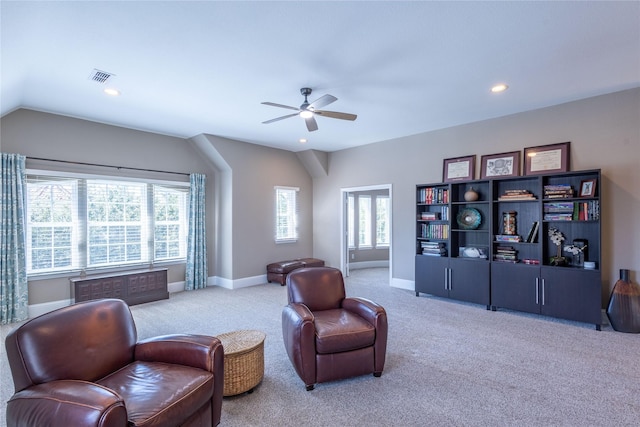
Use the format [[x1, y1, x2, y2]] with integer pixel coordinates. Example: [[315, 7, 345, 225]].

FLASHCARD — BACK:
[[266, 258, 325, 285]]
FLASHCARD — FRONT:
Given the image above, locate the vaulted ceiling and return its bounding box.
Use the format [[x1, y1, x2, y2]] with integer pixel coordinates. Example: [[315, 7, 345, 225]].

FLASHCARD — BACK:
[[2, 1, 639, 152]]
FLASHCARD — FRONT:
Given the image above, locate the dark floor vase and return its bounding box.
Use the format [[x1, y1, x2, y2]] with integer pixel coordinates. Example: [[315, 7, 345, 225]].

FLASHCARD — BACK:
[[607, 269, 640, 333]]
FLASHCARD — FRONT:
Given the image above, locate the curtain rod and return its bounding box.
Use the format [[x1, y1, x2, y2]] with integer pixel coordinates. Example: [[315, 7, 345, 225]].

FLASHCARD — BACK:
[[28, 157, 190, 177]]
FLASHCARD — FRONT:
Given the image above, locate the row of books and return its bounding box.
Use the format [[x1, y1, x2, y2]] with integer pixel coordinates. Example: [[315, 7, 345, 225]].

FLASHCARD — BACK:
[[497, 189, 536, 201], [419, 206, 449, 221], [543, 201, 600, 221], [418, 187, 449, 205], [419, 223, 449, 240], [420, 241, 447, 257], [544, 184, 574, 199]]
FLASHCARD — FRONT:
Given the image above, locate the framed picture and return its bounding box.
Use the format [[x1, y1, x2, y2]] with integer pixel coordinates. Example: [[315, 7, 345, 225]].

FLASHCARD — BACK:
[[480, 151, 520, 178], [579, 179, 597, 197], [524, 141, 570, 175], [443, 155, 476, 182]]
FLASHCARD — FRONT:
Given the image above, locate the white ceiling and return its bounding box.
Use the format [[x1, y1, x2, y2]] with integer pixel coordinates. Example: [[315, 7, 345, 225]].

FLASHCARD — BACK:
[[2, 1, 639, 152]]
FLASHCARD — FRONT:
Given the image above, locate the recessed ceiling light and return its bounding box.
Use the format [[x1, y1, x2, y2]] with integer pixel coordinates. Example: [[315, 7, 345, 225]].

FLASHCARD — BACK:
[[103, 88, 121, 96], [491, 83, 509, 93], [299, 138, 307, 144]]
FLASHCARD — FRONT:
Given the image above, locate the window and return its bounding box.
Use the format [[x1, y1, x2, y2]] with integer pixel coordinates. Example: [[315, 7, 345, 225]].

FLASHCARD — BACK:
[[358, 195, 372, 247], [275, 186, 298, 243], [86, 180, 147, 266], [154, 186, 188, 261], [376, 196, 390, 247], [27, 177, 77, 272], [26, 172, 188, 276]]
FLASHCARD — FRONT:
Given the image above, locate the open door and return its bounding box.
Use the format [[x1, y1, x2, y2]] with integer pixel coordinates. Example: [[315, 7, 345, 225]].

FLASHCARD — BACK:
[[340, 184, 392, 281]]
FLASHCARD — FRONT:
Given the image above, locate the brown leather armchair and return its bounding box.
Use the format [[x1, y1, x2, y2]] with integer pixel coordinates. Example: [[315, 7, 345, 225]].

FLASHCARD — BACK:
[[5, 298, 224, 427], [282, 267, 388, 390]]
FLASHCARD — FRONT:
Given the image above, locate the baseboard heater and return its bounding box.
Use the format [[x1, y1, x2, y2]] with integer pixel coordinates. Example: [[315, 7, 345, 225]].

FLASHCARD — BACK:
[[70, 268, 169, 306]]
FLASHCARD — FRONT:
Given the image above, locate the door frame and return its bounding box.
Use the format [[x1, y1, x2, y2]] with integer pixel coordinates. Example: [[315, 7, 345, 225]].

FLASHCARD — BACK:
[[340, 184, 392, 283]]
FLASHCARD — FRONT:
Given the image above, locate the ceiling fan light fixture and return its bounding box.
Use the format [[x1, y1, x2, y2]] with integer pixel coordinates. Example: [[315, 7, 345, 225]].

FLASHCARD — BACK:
[[299, 110, 313, 119], [491, 83, 509, 93], [103, 88, 121, 96]]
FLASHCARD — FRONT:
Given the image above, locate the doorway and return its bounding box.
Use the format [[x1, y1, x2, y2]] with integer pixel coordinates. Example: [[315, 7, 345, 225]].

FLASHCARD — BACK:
[[340, 184, 392, 283]]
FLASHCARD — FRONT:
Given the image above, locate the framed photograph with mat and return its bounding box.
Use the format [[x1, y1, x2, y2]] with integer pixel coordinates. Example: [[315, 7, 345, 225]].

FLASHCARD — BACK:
[[524, 141, 570, 175], [579, 179, 597, 197], [443, 155, 476, 182], [480, 151, 520, 178]]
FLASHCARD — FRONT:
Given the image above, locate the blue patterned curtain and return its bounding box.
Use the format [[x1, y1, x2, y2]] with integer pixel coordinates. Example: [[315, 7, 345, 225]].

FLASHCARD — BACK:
[[185, 173, 207, 290], [1, 153, 29, 324]]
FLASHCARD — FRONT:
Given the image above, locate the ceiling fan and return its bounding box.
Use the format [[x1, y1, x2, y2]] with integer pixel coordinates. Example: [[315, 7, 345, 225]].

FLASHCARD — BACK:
[[262, 87, 357, 132]]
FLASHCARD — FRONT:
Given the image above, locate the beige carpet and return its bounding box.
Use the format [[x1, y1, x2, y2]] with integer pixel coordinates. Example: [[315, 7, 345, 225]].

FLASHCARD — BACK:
[[2, 268, 640, 426]]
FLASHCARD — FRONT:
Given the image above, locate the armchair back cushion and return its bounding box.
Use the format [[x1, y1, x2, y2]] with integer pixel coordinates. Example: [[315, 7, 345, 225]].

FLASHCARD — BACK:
[[6, 298, 136, 392], [286, 267, 345, 311]]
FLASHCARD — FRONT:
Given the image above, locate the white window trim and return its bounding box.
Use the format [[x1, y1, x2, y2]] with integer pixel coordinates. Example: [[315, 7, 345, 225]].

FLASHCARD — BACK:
[[274, 185, 299, 243]]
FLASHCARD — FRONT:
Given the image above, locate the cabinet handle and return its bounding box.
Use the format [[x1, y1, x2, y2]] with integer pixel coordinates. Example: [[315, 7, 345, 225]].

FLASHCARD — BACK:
[[444, 269, 448, 290], [541, 279, 545, 306], [535, 278, 539, 305], [448, 268, 452, 291]]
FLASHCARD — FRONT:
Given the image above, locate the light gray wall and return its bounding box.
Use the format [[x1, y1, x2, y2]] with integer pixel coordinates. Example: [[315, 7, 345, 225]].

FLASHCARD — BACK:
[[192, 134, 313, 280], [1, 109, 215, 304], [313, 88, 640, 300], [2, 88, 638, 309]]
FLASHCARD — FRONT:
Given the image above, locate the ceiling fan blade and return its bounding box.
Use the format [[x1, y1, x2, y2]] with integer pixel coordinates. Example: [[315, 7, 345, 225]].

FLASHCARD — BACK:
[[262, 113, 299, 124], [309, 94, 337, 110], [261, 102, 300, 112], [314, 110, 357, 121], [305, 115, 318, 132]]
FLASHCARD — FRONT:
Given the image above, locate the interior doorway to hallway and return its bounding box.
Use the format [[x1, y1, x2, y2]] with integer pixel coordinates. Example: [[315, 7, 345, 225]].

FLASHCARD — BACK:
[[340, 184, 392, 284]]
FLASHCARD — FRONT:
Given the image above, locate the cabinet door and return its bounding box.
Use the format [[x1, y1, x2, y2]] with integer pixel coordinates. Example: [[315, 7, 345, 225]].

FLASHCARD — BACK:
[[491, 262, 540, 314], [449, 258, 490, 305], [415, 255, 449, 297], [541, 267, 602, 326]]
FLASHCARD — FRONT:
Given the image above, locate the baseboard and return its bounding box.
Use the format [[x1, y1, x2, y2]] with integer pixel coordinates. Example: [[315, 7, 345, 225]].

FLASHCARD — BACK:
[[28, 274, 279, 318], [391, 278, 414, 291], [212, 274, 267, 290]]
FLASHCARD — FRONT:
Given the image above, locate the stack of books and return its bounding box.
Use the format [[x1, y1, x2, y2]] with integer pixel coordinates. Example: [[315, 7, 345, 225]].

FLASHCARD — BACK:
[[544, 184, 574, 199], [421, 241, 447, 257], [498, 189, 536, 201], [420, 211, 440, 220], [494, 246, 519, 263], [495, 234, 522, 243], [543, 202, 574, 221]]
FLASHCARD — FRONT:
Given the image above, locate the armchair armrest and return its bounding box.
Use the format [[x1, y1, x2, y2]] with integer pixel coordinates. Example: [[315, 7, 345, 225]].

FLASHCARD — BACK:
[[6, 380, 127, 427], [135, 334, 223, 373], [343, 297, 388, 374], [282, 303, 316, 387], [343, 297, 386, 325]]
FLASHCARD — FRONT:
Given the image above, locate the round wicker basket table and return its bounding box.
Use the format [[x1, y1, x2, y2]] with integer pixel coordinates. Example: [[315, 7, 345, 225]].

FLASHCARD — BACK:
[[217, 329, 266, 396]]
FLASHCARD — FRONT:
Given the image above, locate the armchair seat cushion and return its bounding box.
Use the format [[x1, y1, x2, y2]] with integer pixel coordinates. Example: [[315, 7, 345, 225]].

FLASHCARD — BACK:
[[314, 309, 375, 354], [97, 362, 214, 427]]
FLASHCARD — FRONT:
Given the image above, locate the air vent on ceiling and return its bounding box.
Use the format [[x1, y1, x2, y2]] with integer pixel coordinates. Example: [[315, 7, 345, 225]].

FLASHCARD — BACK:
[[88, 69, 115, 84]]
